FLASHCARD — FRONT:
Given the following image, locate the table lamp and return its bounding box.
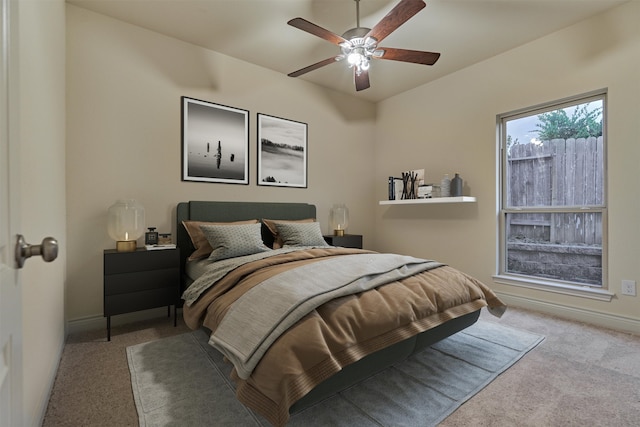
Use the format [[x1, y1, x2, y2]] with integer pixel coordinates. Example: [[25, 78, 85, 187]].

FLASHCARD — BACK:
[[330, 204, 349, 236], [107, 199, 145, 252]]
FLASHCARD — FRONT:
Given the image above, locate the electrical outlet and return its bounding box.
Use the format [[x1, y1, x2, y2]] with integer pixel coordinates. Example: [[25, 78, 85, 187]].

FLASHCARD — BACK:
[[621, 280, 636, 296]]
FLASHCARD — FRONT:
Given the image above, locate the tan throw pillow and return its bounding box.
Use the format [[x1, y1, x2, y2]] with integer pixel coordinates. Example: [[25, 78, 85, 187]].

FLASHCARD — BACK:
[[262, 218, 315, 249], [182, 219, 258, 260]]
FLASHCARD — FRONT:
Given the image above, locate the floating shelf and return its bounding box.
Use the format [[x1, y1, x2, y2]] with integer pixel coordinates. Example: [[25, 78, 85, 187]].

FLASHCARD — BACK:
[[379, 196, 476, 205]]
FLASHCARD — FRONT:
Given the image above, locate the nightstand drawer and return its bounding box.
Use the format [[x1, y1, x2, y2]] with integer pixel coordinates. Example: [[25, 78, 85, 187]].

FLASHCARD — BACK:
[[104, 268, 179, 295], [104, 287, 177, 316], [104, 249, 179, 275], [323, 234, 363, 249]]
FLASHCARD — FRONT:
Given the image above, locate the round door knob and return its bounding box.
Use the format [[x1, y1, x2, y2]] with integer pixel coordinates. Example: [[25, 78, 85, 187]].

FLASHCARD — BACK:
[[15, 235, 59, 269]]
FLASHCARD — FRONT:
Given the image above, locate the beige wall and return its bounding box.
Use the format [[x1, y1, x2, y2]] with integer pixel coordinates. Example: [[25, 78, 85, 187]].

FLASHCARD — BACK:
[[20, 0, 67, 424], [66, 2, 639, 333], [65, 5, 376, 322], [374, 1, 640, 332]]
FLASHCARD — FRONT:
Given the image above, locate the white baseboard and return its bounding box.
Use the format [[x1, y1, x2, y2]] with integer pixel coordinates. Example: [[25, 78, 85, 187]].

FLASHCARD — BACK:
[[496, 291, 640, 335], [66, 307, 178, 336]]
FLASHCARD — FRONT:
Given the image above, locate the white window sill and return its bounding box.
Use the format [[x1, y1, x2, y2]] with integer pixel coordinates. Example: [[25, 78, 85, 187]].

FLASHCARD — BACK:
[[492, 274, 614, 302]]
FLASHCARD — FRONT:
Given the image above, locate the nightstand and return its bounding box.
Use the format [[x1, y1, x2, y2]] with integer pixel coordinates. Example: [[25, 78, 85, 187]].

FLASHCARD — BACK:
[[323, 234, 363, 249], [103, 248, 180, 341]]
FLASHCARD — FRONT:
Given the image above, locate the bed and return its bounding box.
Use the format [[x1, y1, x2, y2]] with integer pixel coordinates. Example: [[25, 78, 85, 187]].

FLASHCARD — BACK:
[[177, 200, 506, 426]]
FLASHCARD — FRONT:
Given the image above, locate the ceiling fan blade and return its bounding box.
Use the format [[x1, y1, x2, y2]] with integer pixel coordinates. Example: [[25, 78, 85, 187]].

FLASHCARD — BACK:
[[288, 56, 344, 78], [366, 0, 426, 44], [374, 47, 440, 65], [287, 18, 348, 45], [354, 70, 370, 91]]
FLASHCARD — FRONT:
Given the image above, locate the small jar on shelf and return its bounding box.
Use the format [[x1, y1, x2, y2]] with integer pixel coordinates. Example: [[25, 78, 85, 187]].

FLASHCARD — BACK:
[[440, 174, 451, 197]]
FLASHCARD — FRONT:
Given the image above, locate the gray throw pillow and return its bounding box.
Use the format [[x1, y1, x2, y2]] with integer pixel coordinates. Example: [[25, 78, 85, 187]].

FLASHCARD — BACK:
[[200, 222, 270, 262], [275, 221, 330, 247]]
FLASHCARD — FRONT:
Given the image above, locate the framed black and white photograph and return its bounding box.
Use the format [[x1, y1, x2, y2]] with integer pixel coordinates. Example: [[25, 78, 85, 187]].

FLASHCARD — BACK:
[[181, 96, 249, 184], [257, 113, 308, 188]]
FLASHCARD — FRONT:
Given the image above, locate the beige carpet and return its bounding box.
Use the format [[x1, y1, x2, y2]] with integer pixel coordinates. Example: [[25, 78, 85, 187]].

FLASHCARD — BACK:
[[43, 306, 640, 426]]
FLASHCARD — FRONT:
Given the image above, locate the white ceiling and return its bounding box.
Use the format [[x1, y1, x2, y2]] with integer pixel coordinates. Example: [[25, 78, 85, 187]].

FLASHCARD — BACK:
[[67, 0, 628, 103]]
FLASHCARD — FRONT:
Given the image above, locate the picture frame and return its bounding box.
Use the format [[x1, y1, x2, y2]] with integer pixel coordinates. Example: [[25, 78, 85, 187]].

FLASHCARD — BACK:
[[257, 113, 308, 188], [181, 96, 249, 184]]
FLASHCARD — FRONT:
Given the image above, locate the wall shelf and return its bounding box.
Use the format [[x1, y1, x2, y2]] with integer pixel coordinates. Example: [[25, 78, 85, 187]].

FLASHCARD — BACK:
[[379, 196, 476, 205]]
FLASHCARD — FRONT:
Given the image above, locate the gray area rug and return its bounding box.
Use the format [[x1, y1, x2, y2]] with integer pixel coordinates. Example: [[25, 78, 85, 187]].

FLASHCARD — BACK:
[[127, 320, 544, 426]]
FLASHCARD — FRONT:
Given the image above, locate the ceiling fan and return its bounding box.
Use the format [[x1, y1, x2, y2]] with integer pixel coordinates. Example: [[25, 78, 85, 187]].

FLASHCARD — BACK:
[[287, 0, 440, 91]]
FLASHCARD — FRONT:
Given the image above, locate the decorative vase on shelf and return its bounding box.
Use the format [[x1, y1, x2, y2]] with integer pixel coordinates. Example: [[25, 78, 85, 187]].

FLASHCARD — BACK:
[[451, 173, 463, 197], [440, 174, 450, 197]]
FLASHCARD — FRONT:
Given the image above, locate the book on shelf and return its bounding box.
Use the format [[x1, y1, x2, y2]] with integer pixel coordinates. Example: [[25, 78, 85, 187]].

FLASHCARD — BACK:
[[388, 176, 405, 200], [145, 244, 176, 250]]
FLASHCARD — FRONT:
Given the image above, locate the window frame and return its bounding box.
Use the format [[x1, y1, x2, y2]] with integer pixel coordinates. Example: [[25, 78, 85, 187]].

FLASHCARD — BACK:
[[494, 90, 611, 301]]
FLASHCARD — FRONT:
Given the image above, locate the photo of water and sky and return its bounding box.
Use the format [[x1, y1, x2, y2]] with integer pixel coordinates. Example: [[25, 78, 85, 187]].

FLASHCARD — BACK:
[[258, 114, 307, 187], [184, 99, 248, 183]]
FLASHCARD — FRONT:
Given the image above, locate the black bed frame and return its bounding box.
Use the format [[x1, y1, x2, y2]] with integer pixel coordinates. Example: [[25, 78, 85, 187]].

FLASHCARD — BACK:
[[176, 201, 318, 291], [176, 200, 480, 414]]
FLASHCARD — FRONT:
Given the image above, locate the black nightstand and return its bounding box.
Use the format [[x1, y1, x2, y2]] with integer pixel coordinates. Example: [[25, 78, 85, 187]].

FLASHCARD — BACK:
[[323, 234, 363, 249], [103, 248, 180, 341]]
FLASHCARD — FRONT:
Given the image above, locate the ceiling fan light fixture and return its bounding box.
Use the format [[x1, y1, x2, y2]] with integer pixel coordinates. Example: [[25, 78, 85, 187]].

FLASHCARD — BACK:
[[286, 0, 439, 92], [347, 51, 362, 65], [345, 46, 371, 75]]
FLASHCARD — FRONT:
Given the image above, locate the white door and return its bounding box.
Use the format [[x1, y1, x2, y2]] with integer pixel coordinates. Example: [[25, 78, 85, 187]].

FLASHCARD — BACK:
[[0, 0, 23, 424]]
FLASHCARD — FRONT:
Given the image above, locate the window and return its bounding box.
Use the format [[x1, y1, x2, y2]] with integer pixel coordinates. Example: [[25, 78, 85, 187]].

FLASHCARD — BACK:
[[497, 91, 606, 292]]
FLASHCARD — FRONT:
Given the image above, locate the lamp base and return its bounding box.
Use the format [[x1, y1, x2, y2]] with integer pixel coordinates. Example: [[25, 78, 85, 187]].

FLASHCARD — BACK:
[[334, 229, 345, 237], [116, 240, 137, 252]]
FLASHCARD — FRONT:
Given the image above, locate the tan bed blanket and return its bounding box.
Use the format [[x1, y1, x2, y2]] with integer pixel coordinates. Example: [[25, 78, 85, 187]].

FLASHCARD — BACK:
[[183, 247, 505, 426]]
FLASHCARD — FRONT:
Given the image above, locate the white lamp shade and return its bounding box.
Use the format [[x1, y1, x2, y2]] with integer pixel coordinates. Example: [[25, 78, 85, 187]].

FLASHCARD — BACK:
[[107, 199, 145, 242]]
